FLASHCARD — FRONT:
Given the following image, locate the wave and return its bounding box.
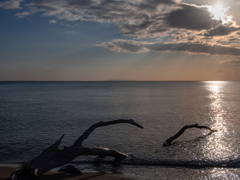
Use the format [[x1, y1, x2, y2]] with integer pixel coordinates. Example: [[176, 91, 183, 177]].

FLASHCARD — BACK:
[[71, 157, 240, 169]]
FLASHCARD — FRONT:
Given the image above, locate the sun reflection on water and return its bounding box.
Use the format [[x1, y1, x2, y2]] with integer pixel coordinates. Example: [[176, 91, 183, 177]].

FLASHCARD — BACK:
[[207, 81, 227, 133], [203, 81, 235, 161], [208, 168, 240, 179]]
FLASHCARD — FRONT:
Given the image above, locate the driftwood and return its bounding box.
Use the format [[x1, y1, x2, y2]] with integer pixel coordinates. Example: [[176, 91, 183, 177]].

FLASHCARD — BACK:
[[9, 119, 143, 180], [163, 124, 217, 147]]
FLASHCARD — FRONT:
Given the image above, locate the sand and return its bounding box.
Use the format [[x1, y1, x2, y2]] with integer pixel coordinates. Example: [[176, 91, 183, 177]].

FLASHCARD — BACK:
[[0, 166, 137, 180]]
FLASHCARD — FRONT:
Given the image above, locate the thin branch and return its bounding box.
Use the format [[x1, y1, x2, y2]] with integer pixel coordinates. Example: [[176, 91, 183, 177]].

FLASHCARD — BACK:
[[72, 119, 143, 148], [163, 124, 217, 147]]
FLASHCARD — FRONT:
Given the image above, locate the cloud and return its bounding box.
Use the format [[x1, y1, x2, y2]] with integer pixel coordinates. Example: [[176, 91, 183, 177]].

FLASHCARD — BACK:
[[15, 11, 32, 18], [11, 0, 239, 38], [0, 0, 23, 9], [220, 59, 240, 64], [203, 25, 240, 36], [182, 0, 239, 7], [98, 39, 149, 53], [49, 19, 57, 24], [8, 0, 179, 38], [138, 0, 177, 11], [3, 0, 240, 59], [8, 1, 237, 37], [165, 4, 219, 30], [99, 39, 240, 57]]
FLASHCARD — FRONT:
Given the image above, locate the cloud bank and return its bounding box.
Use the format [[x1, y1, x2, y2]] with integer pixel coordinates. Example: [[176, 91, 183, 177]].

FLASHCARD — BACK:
[[1, 0, 240, 60], [99, 39, 240, 56]]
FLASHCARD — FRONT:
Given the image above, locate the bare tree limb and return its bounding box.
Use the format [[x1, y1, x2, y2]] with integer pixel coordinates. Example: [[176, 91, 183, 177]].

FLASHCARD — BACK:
[[72, 119, 143, 148], [163, 124, 217, 147], [9, 119, 143, 180]]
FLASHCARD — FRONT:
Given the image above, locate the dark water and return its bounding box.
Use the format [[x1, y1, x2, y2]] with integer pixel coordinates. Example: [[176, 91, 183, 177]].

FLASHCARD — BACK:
[[0, 81, 240, 179]]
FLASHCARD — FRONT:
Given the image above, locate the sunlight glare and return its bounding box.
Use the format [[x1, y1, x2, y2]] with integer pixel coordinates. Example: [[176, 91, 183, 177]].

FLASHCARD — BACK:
[[208, 3, 232, 24], [203, 81, 233, 160], [210, 84, 219, 93]]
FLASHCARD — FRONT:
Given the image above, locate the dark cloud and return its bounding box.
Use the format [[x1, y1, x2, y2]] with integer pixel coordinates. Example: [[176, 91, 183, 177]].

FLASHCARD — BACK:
[[147, 42, 240, 56], [165, 4, 219, 30], [99, 40, 240, 56], [188, 36, 195, 41], [229, 38, 239, 41], [99, 40, 146, 53], [204, 25, 240, 36], [119, 15, 169, 37]]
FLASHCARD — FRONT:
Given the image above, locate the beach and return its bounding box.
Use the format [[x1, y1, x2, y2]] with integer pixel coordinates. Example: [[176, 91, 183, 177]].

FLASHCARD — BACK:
[[0, 166, 137, 180]]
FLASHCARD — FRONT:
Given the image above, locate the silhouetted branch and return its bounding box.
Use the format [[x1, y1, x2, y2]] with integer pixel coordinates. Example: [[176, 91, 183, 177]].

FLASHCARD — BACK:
[[72, 119, 143, 148], [9, 119, 143, 180], [163, 124, 217, 147]]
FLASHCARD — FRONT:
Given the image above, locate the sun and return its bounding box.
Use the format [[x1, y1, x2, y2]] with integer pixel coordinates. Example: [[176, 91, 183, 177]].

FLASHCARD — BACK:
[[208, 3, 232, 24]]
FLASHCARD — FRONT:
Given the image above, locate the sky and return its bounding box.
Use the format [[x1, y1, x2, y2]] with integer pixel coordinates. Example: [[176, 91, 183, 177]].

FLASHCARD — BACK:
[[0, 0, 240, 81]]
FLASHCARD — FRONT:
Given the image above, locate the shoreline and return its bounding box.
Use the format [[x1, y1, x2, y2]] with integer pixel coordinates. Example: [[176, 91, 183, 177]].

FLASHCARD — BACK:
[[0, 165, 137, 180]]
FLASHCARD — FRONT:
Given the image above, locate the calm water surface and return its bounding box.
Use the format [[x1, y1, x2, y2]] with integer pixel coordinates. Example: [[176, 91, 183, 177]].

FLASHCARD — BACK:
[[0, 81, 240, 179]]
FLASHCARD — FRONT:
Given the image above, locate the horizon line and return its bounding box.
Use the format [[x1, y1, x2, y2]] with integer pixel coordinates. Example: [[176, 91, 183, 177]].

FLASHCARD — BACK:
[[0, 80, 238, 82]]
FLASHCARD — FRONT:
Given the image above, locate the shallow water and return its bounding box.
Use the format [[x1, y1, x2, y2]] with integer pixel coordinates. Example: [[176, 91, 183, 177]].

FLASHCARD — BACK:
[[0, 81, 240, 179]]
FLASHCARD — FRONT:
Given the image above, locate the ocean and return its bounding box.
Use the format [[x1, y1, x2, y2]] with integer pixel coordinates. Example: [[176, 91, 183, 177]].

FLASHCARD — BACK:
[[0, 81, 240, 179]]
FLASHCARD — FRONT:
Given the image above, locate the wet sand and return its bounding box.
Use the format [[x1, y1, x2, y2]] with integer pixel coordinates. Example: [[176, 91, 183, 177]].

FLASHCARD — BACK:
[[0, 166, 137, 180]]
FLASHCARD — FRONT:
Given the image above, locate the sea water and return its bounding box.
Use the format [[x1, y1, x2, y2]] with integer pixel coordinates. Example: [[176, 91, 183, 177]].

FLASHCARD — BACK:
[[0, 81, 240, 179]]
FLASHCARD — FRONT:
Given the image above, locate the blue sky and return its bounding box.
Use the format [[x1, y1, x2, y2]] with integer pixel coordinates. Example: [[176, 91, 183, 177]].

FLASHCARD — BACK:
[[1, 0, 240, 81]]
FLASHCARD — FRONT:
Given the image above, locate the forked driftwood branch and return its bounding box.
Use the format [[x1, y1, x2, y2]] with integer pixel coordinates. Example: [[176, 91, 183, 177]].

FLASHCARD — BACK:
[[163, 124, 217, 147], [9, 119, 143, 180]]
